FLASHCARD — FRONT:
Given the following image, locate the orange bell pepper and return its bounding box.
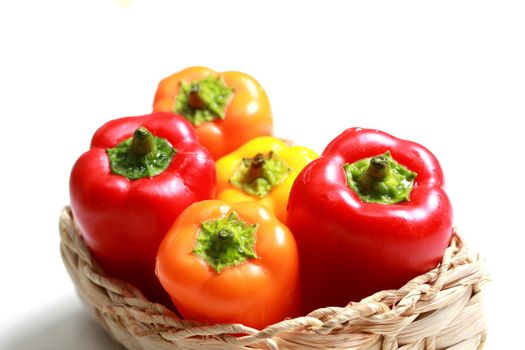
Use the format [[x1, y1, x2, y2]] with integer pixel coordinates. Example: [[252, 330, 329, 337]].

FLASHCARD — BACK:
[[215, 136, 318, 223], [155, 200, 301, 329], [153, 66, 273, 159]]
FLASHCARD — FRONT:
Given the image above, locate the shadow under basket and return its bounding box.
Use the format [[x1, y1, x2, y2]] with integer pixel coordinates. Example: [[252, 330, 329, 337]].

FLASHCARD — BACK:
[[59, 206, 488, 350]]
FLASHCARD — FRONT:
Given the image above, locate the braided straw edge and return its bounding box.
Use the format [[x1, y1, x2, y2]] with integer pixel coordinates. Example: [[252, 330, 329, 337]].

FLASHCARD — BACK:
[[59, 206, 489, 350]]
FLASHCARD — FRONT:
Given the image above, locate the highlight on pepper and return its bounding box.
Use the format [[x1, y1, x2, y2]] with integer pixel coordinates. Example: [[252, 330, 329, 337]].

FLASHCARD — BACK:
[[153, 66, 273, 159], [215, 136, 318, 223]]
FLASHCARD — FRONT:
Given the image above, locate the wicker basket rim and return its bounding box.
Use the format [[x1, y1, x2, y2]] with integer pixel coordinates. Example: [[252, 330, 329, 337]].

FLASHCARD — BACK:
[[59, 206, 489, 350]]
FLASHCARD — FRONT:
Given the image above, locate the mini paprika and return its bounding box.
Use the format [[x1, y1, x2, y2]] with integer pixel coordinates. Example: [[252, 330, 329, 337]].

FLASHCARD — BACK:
[[69, 112, 216, 304], [156, 200, 301, 329], [215, 136, 318, 223], [153, 66, 273, 159], [287, 128, 453, 312]]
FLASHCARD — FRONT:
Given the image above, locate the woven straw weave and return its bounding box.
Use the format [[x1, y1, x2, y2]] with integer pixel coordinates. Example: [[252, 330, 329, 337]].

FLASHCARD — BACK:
[[59, 206, 488, 350]]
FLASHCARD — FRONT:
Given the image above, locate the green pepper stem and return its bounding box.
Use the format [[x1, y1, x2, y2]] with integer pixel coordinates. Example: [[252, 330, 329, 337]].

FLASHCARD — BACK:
[[188, 85, 205, 109], [217, 228, 234, 240], [174, 75, 234, 126], [358, 155, 390, 190], [344, 151, 416, 204], [131, 127, 155, 156], [247, 153, 265, 181], [192, 212, 258, 273], [368, 155, 390, 180], [230, 151, 290, 198]]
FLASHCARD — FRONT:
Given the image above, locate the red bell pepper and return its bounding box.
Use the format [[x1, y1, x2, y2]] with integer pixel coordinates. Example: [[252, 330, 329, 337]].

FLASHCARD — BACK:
[[287, 128, 453, 312], [69, 112, 216, 304]]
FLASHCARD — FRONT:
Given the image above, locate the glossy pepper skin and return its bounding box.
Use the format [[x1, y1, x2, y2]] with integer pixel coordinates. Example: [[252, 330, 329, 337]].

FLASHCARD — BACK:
[[153, 66, 273, 160], [156, 200, 301, 329], [287, 128, 453, 312], [69, 112, 216, 304], [216, 136, 318, 223]]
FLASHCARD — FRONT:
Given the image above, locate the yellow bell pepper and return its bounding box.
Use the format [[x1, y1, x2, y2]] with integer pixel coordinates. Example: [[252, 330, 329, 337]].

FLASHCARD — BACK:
[[216, 136, 318, 223]]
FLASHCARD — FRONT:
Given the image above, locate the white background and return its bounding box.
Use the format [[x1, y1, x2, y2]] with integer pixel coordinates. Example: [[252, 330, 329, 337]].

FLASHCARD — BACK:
[[1, 1, 524, 349]]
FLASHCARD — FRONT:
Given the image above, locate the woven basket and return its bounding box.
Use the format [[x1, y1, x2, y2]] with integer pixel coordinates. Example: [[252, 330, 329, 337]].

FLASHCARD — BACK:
[[59, 206, 488, 350]]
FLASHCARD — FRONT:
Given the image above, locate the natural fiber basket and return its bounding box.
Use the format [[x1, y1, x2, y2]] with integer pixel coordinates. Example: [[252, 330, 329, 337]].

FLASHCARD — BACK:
[[59, 206, 488, 350]]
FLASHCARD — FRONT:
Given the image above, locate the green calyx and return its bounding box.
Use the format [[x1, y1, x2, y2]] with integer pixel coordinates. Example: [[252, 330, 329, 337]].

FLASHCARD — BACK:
[[343, 151, 417, 204], [174, 75, 234, 126], [193, 212, 259, 273], [107, 127, 176, 180], [230, 152, 291, 197]]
